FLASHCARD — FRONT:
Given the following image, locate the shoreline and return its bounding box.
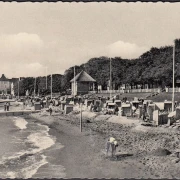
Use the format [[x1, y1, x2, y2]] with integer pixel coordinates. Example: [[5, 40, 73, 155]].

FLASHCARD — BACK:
[[26, 111, 180, 179]]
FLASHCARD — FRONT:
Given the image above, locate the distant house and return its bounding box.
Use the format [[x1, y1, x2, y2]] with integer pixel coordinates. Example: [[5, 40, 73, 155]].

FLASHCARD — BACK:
[[11, 78, 19, 96], [70, 70, 96, 95], [0, 74, 11, 94], [0, 74, 18, 95]]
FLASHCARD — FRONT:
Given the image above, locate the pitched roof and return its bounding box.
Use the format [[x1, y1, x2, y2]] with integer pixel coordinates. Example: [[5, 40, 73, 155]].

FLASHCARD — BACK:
[[70, 70, 96, 82], [0, 74, 19, 82], [0, 74, 9, 81]]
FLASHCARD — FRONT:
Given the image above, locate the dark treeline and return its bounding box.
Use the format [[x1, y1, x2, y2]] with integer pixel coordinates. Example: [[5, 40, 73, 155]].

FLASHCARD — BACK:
[[14, 39, 180, 96], [14, 74, 63, 96]]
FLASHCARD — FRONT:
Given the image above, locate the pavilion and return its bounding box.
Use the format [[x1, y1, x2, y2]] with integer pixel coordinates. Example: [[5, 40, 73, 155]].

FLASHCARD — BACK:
[[70, 70, 96, 95]]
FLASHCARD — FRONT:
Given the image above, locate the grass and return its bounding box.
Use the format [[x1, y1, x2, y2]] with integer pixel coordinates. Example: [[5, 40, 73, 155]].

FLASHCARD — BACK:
[[147, 92, 180, 103], [89, 92, 151, 101], [89, 92, 180, 103]]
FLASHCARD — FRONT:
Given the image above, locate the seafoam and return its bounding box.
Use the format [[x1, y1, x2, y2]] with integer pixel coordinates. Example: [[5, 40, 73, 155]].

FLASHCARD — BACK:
[[0, 116, 65, 179]]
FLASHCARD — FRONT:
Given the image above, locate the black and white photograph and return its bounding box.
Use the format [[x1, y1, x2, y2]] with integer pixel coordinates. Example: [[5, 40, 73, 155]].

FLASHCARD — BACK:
[[0, 1, 179, 179]]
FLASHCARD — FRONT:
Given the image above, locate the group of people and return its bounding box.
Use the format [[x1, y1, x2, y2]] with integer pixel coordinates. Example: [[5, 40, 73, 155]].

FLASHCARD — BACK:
[[4, 102, 10, 111], [89, 101, 100, 112], [106, 137, 119, 158]]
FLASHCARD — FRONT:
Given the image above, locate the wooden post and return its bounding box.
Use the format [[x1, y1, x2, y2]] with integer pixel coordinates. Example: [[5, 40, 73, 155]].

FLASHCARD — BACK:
[[80, 103, 82, 132]]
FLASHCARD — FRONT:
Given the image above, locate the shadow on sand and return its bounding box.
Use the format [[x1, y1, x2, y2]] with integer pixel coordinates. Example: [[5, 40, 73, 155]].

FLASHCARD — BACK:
[[105, 152, 133, 161]]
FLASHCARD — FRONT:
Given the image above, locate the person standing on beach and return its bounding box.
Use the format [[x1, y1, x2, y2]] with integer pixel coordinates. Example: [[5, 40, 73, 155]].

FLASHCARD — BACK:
[[49, 103, 53, 116], [78, 97, 82, 107], [4, 103, 7, 111], [6, 102, 10, 111], [106, 137, 118, 157], [114, 104, 119, 116], [40, 99, 44, 108], [142, 107, 146, 120], [106, 138, 111, 156], [111, 140, 118, 157], [23, 100, 26, 109], [132, 106, 136, 117], [90, 102, 94, 112]]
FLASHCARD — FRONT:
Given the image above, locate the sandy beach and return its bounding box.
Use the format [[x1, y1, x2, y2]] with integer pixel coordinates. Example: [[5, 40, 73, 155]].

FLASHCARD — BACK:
[[1, 2, 180, 178], [27, 109, 180, 179]]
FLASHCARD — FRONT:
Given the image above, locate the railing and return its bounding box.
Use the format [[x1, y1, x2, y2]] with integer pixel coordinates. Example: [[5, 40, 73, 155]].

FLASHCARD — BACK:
[[88, 88, 161, 94], [129, 88, 161, 93], [89, 90, 124, 94], [166, 88, 180, 93]]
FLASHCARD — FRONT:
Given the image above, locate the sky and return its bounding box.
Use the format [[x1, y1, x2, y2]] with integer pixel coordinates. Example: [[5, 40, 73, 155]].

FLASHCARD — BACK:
[[0, 2, 180, 78]]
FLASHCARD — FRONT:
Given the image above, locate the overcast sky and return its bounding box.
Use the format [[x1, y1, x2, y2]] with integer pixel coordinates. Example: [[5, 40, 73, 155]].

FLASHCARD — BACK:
[[0, 2, 180, 78]]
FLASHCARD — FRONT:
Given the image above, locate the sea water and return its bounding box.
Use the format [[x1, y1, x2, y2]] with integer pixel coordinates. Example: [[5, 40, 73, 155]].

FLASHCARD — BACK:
[[0, 116, 66, 178]]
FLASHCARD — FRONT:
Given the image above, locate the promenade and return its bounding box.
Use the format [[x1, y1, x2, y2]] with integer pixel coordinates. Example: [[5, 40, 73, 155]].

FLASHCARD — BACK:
[[0, 109, 41, 116]]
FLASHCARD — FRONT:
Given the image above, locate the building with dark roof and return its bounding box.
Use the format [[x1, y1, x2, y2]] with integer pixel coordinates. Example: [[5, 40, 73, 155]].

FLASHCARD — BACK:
[[0, 74, 18, 94], [70, 70, 96, 95]]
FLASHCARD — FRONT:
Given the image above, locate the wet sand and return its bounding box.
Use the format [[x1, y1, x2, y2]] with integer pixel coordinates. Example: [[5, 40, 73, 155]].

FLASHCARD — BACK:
[[29, 110, 180, 179]]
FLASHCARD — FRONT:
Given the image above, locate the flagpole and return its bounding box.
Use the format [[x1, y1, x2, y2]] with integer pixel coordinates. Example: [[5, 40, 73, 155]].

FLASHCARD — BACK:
[[18, 78, 20, 99], [110, 57, 112, 99], [46, 67, 47, 89], [51, 74, 52, 99], [74, 66, 76, 96], [172, 43, 175, 112], [34, 77, 36, 97]]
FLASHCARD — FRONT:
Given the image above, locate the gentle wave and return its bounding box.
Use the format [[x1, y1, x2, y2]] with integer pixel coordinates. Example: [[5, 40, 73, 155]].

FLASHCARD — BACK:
[[27, 132, 55, 154], [0, 117, 59, 179], [7, 155, 48, 179]]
